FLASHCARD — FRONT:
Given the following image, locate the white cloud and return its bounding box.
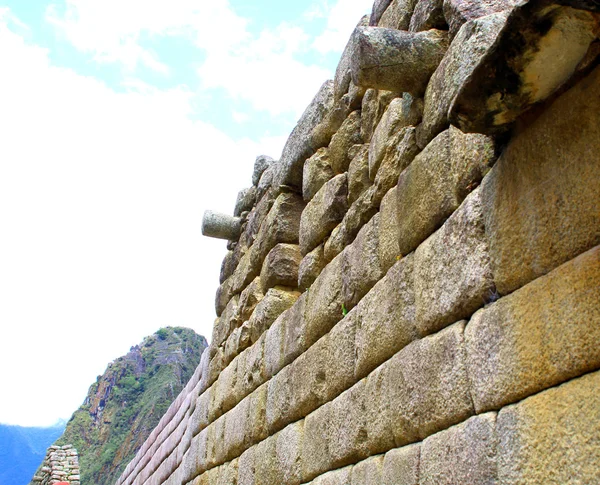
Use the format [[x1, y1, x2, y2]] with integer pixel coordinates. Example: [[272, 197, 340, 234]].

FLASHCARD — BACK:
[[0, 13, 283, 427], [312, 0, 373, 54]]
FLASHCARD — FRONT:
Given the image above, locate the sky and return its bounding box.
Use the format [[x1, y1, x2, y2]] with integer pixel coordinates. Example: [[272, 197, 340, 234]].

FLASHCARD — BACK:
[[0, 0, 373, 427]]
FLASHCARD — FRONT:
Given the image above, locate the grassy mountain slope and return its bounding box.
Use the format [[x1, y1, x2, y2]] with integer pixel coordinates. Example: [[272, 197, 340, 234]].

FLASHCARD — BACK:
[[50, 326, 207, 485]]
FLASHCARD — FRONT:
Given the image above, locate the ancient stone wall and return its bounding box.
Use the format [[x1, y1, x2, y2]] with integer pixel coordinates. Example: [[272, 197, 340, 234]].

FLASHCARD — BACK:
[[116, 1, 600, 484], [32, 445, 80, 485]]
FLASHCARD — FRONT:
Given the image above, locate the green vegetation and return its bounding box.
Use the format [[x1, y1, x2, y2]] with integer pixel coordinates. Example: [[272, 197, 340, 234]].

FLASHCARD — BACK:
[[54, 326, 207, 485]]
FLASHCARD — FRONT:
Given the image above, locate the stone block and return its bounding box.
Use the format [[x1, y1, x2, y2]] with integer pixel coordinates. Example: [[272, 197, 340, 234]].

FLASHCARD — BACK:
[[443, 0, 518, 39], [260, 243, 302, 290], [348, 144, 371, 205], [252, 155, 273, 186], [300, 173, 348, 256], [409, 0, 446, 31], [354, 254, 417, 380], [275, 421, 304, 485], [497, 371, 600, 485], [378, 186, 400, 273], [213, 295, 239, 348], [334, 17, 370, 100], [236, 278, 264, 325], [234, 187, 257, 217], [220, 250, 236, 284], [370, 0, 395, 25], [329, 111, 363, 174], [246, 287, 298, 345], [223, 399, 248, 459], [370, 98, 409, 178], [417, 11, 509, 148], [244, 383, 269, 446], [450, 4, 598, 134], [351, 28, 449, 96], [361, 89, 400, 143], [304, 252, 345, 348], [382, 444, 420, 485], [234, 335, 266, 401], [230, 246, 261, 296], [481, 65, 600, 295], [208, 358, 238, 421], [351, 455, 384, 485], [254, 436, 277, 485], [244, 188, 276, 245], [217, 459, 238, 485], [254, 192, 305, 263], [282, 292, 308, 366], [303, 148, 334, 202], [414, 188, 495, 336], [215, 277, 234, 317], [386, 322, 474, 445], [266, 315, 357, 433], [238, 448, 256, 485], [420, 413, 498, 485], [276, 81, 334, 189], [397, 126, 496, 258], [298, 244, 326, 291], [264, 315, 285, 379], [379, 0, 419, 29], [342, 213, 384, 310], [466, 245, 600, 413]]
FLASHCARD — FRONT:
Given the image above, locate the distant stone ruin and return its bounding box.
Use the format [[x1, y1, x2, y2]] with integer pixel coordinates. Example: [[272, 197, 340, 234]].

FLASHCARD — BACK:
[[115, 0, 600, 484], [32, 445, 80, 485]]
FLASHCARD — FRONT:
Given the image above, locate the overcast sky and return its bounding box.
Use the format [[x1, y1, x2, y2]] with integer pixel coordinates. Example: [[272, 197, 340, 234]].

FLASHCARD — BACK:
[[0, 0, 373, 427]]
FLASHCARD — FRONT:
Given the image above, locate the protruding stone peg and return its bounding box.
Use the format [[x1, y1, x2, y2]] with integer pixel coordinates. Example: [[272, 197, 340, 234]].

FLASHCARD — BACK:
[[202, 211, 241, 241], [351, 27, 449, 96]]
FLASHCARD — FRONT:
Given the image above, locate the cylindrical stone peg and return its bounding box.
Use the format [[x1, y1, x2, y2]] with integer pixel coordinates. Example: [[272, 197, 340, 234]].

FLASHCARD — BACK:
[[202, 211, 242, 241], [350, 27, 449, 96]]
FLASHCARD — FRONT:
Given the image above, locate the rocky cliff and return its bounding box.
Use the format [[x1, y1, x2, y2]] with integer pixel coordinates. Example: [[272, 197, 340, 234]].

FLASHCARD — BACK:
[[117, 0, 600, 484], [46, 327, 207, 485]]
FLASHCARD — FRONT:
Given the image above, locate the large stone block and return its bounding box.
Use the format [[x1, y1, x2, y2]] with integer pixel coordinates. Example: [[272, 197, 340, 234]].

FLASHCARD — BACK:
[[276, 81, 334, 189], [238, 448, 256, 485], [397, 126, 496, 258], [274, 421, 304, 485], [217, 459, 238, 485], [303, 148, 334, 202], [230, 246, 261, 296], [260, 243, 302, 290], [334, 17, 370, 101], [342, 213, 385, 310], [244, 188, 276, 246], [329, 111, 363, 174], [420, 413, 498, 485], [246, 287, 298, 345], [298, 244, 326, 291], [466, 245, 600, 413], [370, 0, 395, 25], [481, 65, 600, 295], [351, 455, 383, 485], [236, 278, 264, 325], [243, 383, 269, 447], [234, 334, 266, 401], [300, 173, 348, 255], [382, 444, 420, 485], [348, 144, 371, 205], [361, 89, 400, 143], [409, 0, 446, 31], [304, 253, 345, 348], [282, 292, 308, 366], [497, 370, 600, 484], [354, 254, 417, 380], [208, 358, 238, 422], [443, 0, 518, 39], [379, 0, 419, 29], [312, 467, 353, 485], [450, 4, 598, 134], [385, 322, 474, 445], [378, 186, 401, 273], [266, 315, 356, 433], [414, 188, 495, 336], [418, 11, 509, 148], [264, 315, 285, 379], [351, 28, 449, 96]]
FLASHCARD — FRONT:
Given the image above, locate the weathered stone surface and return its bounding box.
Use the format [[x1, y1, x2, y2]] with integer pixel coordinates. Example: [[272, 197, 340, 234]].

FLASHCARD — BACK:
[[303, 148, 334, 202], [276, 81, 334, 188], [220, 251, 236, 284], [378, 186, 401, 272], [298, 244, 326, 291], [497, 370, 600, 485], [234, 334, 266, 400], [361, 89, 400, 143], [244, 383, 269, 446], [351, 28, 449, 96], [450, 3, 598, 134], [312, 466, 353, 485], [236, 277, 264, 324], [234, 187, 257, 217], [335, 17, 370, 101], [244, 188, 277, 246], [253, 155, 274, 186], [300, 174, 348, 255], [247, 287, 299, 345], [370, 0, 394, 25], [382, 444, 420, 485], [414, 188, 495, 336], [379, 0, 419, 29], [304, 253, 344, 348], [466, 245, 600, 414], [274, 421, 304, 485], [260, 243, 302, 290], [238, 447, 256, 485], [418, 11, 509, 148], [409, 0, 446, 31], [202, 211, 242, 241], [397, 126, 496, 257], [354, 254, 417, 379], [213, 295, 240, 347], [342, 213, 384, 310], [351, 455, 383, 484], [443, 0, 518, 39], [230, 246, 261, 296], [266, 315, 356, 433], [481, 64, 600, 295], [420, 413, 498, 485], [328, 111, 363, 174], [348, 144, 371, 205], [282, 292, 307, 366], [254, 192, 305, 264]]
